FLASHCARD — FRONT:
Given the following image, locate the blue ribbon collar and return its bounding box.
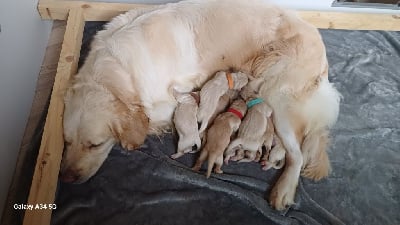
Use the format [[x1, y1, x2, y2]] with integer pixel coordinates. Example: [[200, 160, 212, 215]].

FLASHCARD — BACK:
[[246, 98, 263, 109]]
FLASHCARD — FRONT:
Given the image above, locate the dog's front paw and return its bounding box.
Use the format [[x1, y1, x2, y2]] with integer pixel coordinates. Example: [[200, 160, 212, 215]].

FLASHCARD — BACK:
[[269, 178, 297, 210]]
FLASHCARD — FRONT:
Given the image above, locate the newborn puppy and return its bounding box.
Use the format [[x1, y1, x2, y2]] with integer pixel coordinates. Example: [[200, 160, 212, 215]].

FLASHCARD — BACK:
[[197, 71, 248, 136], [200, 90, 238, 145], [224, 85, 273, 163], [171, 91, 201, 159], [192, 99, 247, 178], [260, 117, 286, 170]]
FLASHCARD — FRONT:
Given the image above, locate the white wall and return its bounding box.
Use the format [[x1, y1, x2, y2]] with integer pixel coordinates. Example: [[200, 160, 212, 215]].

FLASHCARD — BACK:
[[0, 0, 52, 221]]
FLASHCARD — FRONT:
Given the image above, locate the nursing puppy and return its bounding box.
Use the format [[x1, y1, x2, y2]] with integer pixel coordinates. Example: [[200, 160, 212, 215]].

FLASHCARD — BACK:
[[260, 117, 286, 170], [200, 90, 239, 145], [197, 71, 248, 136], [171, 91, 201, 159], [224, 85, 273, 163], [193, 99, 247, 178]]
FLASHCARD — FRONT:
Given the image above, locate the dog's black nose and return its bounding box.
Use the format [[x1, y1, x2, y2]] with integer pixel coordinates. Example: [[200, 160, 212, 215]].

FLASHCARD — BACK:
[[59, 169, 80, 183]]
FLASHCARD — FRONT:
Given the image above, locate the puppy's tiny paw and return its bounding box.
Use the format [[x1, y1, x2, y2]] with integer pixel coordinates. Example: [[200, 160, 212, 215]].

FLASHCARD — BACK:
[[214, 168, 223, 174], [261, 162, 272, 171], [171, 152, 184, 159], [230, 149, 245, 161], [192, 161, 202, 171]]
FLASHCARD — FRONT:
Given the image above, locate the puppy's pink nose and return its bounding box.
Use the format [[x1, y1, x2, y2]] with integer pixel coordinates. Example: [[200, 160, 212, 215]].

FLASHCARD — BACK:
[[59, 169, 80, 183]]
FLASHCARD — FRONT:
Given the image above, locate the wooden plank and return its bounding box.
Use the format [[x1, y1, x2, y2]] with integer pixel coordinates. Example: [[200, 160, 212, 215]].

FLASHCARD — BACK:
[[38, 1, 151, 20], [0, 21, 66, 225], [22, 8, 85, 225], [37, 1, 400, 30], [298, 11, 400, 31]]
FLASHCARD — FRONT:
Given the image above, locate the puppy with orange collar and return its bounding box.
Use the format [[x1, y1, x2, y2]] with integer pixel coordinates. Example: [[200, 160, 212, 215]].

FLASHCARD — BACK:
[[197, 71, 248, 137], [193, 99, 247, 178]]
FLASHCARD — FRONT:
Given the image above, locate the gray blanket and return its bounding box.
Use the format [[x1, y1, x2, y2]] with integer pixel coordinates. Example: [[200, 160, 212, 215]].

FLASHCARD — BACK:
[[51, 23, 400, 225]]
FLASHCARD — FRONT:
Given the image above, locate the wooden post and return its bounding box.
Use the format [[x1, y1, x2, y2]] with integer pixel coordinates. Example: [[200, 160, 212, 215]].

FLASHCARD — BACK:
[[22, 7, 85, 225], [298, 11, 400, 31]]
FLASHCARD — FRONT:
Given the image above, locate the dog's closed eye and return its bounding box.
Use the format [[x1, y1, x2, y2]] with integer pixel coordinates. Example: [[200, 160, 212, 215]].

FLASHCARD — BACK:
[[88, 142, 104, 149]]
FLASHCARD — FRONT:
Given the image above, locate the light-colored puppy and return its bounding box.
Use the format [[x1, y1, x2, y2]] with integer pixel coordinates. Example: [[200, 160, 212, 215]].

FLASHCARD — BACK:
[[192, 99, 247, 178], [171, 91, 201, 159], [260, 117, 286, 170], [200, 89, 238, 145], [224, 86, 273, 163], [197, 71, 248, 136]]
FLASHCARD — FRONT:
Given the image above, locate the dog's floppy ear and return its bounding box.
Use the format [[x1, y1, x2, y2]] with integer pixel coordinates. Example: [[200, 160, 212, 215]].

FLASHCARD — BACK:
[[100, 62, 149, 150], [111, 100, 149, 150]]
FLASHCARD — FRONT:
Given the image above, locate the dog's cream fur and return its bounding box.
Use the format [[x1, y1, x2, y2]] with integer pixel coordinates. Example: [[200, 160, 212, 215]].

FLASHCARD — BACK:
[[197, 71, 248, 135], [192, 99, 247, 178], [62, 0, 340, 209], [171, 91, 201, 159]]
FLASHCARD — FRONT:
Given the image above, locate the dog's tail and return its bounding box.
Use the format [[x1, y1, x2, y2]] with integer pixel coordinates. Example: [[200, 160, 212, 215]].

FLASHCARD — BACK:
[[301, 129, 331, 181]]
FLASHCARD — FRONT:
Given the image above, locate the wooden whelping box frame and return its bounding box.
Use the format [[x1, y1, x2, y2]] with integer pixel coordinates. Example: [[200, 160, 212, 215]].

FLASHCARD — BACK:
[[24, 0, 400, 224]]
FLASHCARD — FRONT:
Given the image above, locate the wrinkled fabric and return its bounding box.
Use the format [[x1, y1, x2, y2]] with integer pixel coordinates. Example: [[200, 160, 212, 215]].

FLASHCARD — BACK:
[[51, 23, 400, 225]]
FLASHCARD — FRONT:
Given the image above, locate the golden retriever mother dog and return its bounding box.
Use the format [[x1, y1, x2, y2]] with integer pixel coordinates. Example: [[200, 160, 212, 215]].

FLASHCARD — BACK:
[[61, 0, 340, 210]]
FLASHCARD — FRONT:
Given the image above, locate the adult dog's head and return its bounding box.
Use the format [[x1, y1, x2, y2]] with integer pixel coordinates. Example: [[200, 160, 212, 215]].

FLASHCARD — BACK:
[[60, 67, 149, 183]]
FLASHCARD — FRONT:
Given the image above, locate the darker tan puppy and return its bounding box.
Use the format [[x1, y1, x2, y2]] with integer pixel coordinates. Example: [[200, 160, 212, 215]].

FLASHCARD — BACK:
[[197, 71, 248, 136], [193, 99, 247, 178]]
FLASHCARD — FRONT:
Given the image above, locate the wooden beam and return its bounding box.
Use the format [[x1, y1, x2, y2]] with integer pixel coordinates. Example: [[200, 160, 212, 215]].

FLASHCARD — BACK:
[[37, 1, 400, 30], [298, 11, 400, 31], [22, 8, 85, 225], [38, 1, 151, 20]]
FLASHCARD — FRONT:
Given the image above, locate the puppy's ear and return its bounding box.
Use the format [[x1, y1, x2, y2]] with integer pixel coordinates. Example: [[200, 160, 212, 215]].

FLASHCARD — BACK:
[[111, 101, 149, 150]]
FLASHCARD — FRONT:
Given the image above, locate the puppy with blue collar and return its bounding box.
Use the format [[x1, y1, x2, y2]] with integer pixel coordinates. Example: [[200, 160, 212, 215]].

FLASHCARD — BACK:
[[224, 84, 273, 163]]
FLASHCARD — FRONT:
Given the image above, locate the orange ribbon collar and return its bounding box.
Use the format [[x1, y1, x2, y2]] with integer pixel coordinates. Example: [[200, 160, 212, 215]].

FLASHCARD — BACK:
[[226, 72, 234, 89]]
